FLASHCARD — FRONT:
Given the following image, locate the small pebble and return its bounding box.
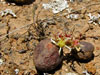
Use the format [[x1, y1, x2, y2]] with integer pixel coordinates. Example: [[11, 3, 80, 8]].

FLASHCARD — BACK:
[[15, 69, 19, 74], [18, 50, 27, 54], [83, 70, 90, 75], [0, 59, 3, 65], [66, 72, 78, 75]]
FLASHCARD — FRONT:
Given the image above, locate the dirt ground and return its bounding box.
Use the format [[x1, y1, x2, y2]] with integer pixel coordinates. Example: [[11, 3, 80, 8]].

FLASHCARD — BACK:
[[0, 0, 100, 75]]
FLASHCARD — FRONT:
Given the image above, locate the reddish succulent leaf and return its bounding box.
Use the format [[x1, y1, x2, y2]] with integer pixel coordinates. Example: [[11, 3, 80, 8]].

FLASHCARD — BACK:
[[65, 34, 71, 37], [58, 33, 63, 38], [73, 40, 79, 46]]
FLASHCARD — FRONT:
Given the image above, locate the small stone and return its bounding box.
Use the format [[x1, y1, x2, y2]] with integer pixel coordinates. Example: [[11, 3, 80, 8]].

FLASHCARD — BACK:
[[18, 50, 27, 54], [83, 70, 90, 75], [66, 72, 78, 75], [0, 59, 3, 65], [73, 41, 94, 60], [6, 0, 33, 4], [15, 69, 19, 74]]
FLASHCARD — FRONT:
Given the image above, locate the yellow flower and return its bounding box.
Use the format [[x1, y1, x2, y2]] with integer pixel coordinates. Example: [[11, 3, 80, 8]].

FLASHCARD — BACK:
[[57, 39, 66, 48]]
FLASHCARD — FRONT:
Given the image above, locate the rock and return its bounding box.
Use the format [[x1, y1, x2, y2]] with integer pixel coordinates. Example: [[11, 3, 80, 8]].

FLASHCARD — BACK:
[[33, 39, 62, 72], [73, 41, 94, 60], [6, 0, 34, 4]]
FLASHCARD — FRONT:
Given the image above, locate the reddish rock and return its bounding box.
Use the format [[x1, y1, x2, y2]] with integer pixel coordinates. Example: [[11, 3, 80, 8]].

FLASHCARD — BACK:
[[74, 41, 94, 60], [33, 39, 62, 72]]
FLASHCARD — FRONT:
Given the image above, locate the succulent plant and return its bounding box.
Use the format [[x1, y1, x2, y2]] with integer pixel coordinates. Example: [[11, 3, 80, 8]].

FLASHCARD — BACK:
[[33, 39, 62, 72], [51, 33, 72, 55], [72, 41, 94, 60]]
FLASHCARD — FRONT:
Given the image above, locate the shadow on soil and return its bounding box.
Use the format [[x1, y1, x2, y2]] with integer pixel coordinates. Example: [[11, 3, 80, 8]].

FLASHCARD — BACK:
[[37, 63, 63, 75], [63, 53, 94, 63]]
